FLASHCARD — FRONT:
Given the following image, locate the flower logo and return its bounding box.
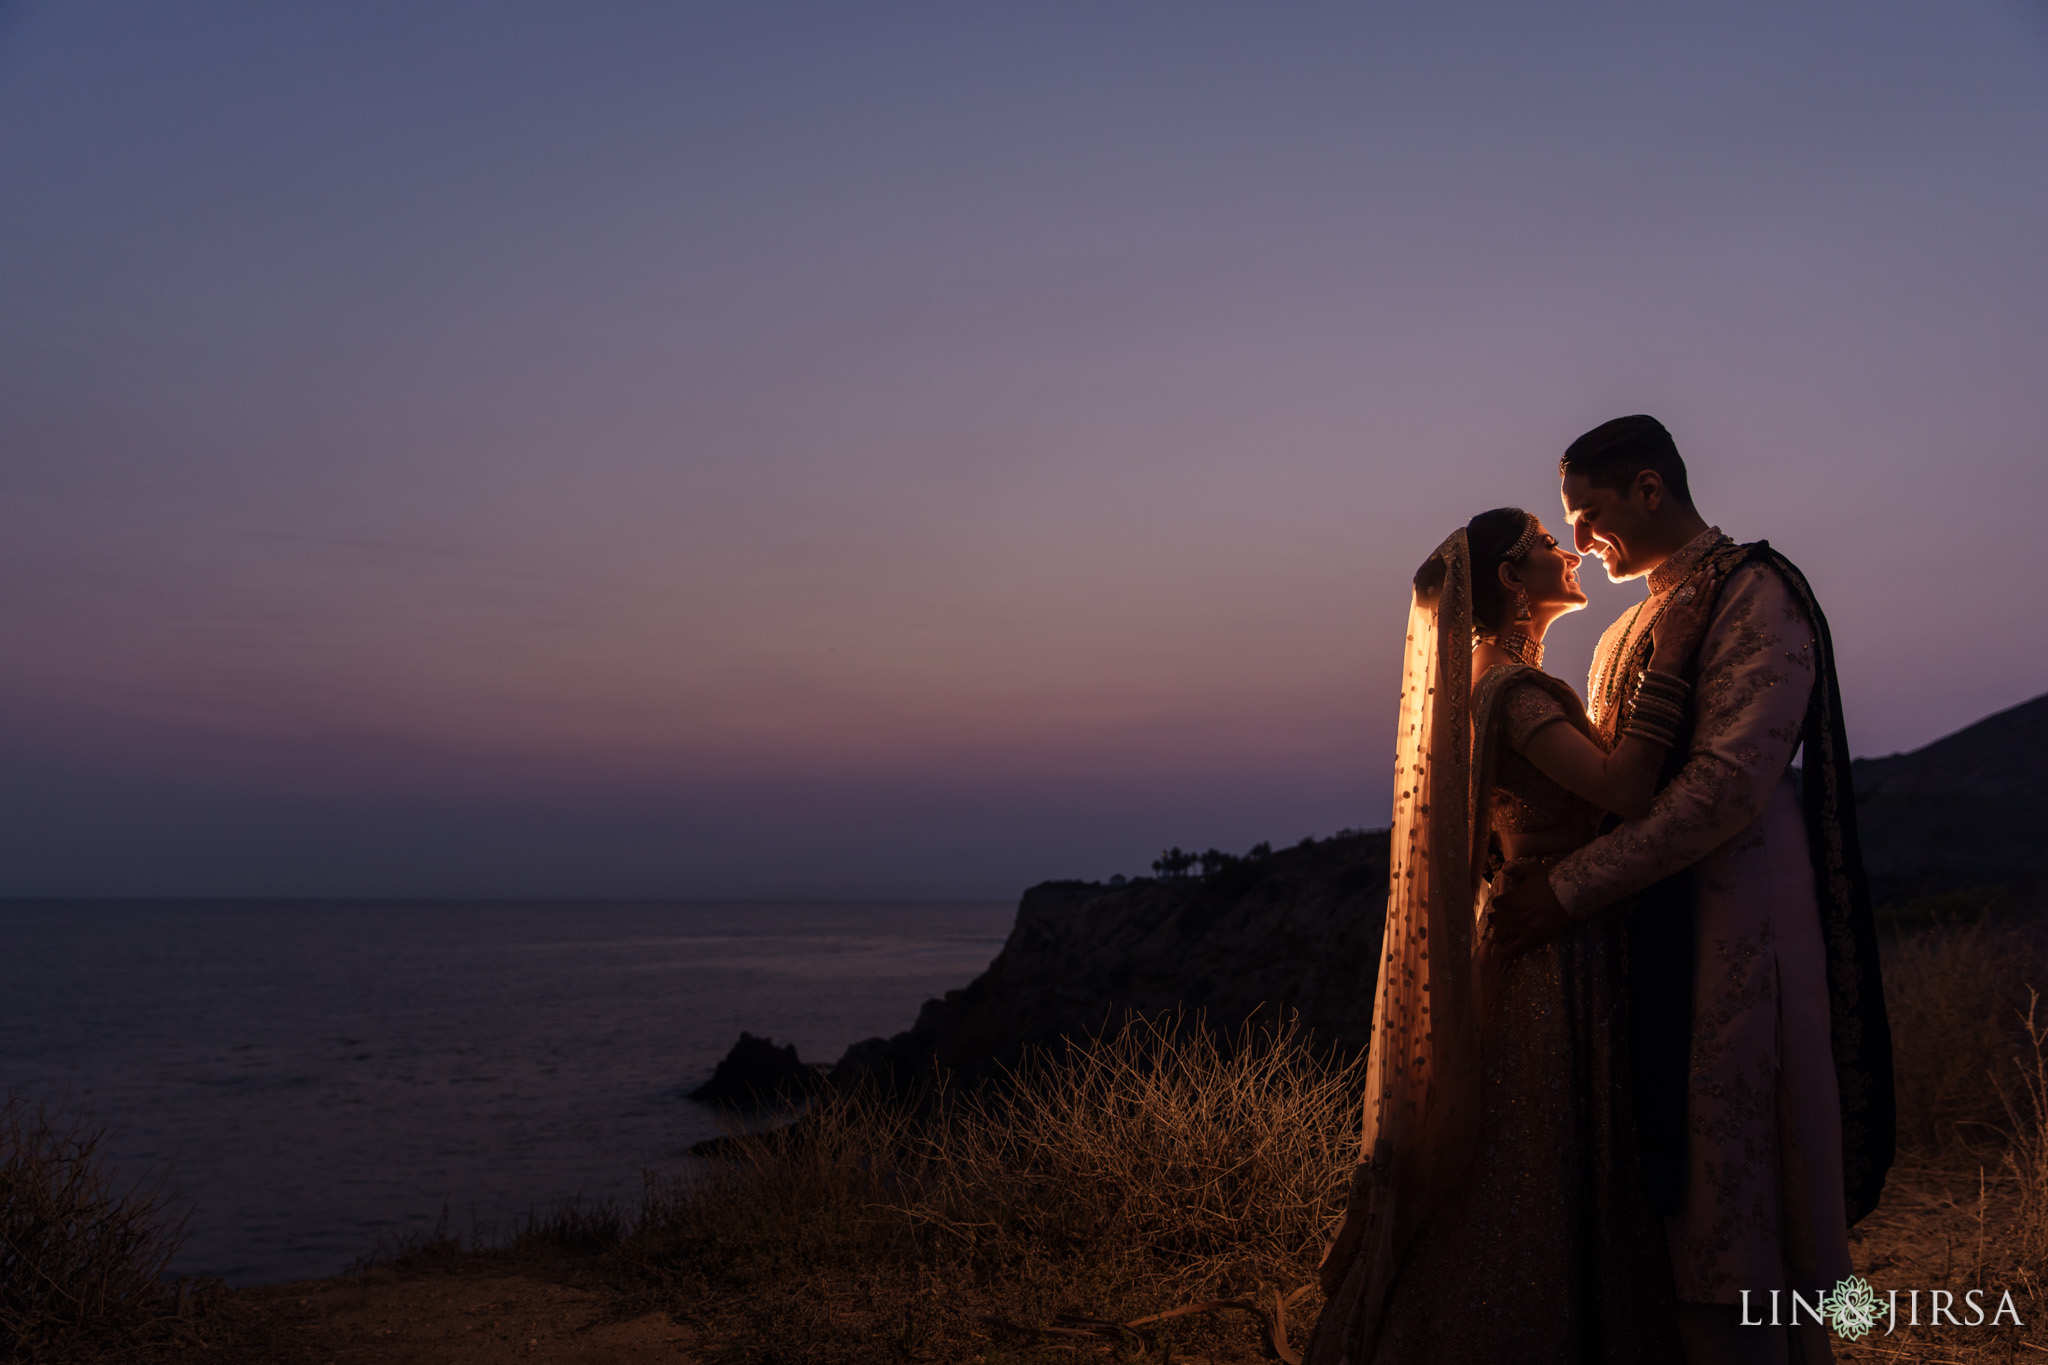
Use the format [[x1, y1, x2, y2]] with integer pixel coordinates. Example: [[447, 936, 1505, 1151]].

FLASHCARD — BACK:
[[1820, 1275, 1882, 1341]]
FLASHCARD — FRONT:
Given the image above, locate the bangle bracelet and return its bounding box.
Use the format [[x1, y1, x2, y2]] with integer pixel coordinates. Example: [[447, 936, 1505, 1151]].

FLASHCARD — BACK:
[[1624, 718, 1678, 747], [1635, 670, 1691, 700], [1629, 696, 1684, 727]]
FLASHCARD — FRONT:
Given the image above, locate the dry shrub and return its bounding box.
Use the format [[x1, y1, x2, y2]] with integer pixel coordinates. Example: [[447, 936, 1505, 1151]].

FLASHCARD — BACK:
[[903, 1011, 1364, 1297], [0, 1096, 197, 1363], [624, 1012, 1363, 1361], [1880, 914, 2045, 1152]]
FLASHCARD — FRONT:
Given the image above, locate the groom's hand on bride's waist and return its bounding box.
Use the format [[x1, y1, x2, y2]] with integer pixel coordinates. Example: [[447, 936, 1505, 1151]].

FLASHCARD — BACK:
[[1489, 862, 1572, 957]]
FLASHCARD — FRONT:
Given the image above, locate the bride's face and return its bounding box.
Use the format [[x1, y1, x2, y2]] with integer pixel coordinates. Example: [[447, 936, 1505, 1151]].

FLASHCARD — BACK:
[[1505, 526, 1588, 615]]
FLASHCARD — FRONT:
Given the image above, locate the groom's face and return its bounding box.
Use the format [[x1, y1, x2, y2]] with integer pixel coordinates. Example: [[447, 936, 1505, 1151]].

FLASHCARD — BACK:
[[1560, 473, 1651, 582]]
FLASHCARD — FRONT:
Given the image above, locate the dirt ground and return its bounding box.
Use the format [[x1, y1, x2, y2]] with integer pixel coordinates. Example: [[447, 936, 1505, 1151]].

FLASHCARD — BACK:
[[175, 1158, 2044, 1365], [188, 1264, 698, 1364]]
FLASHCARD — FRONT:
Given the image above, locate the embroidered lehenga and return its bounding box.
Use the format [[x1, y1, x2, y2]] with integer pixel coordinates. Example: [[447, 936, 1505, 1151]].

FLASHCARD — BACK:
[[1305, 530, 1681, 1365]]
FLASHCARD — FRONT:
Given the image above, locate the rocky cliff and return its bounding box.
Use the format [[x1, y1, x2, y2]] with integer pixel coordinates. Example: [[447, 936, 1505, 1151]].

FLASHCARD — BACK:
[[832, 832, 1391, 1085]]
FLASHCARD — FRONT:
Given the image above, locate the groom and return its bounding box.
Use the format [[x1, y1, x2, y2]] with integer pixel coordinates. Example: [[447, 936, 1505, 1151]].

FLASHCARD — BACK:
[[1491, 415, 1893, 1365]]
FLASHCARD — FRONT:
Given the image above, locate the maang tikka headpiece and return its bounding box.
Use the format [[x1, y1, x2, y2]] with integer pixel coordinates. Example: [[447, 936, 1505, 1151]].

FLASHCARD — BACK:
[[1503, 512, 1540, 564]]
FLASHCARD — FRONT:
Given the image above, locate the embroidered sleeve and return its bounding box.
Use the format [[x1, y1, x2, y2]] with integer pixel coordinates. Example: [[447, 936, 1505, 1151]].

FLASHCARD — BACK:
[[1550, 562, 1817, 917], [1501, 682, 1570, 754]]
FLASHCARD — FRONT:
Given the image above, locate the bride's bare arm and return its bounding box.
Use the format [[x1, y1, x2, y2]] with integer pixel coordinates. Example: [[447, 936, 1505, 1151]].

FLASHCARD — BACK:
[[1518, 572, 1718, 818], [1521, 701, 1677, 819]]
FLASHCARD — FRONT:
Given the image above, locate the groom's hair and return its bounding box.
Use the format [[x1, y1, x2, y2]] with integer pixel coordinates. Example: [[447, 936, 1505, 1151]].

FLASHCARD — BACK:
[[1560, 414, 1692, 506]]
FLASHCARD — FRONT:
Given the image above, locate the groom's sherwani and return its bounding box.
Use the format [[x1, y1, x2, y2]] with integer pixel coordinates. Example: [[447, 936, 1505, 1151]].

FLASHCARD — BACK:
[[1548, 527, 1893, 1305]]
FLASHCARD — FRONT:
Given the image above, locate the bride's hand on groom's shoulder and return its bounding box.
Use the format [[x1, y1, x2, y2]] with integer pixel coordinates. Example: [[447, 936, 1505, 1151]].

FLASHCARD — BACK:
[[1488, 861, 1571, 957]]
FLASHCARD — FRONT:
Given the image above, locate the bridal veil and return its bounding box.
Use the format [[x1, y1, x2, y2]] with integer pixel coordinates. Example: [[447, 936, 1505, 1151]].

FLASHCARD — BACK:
[[1330, 527, 1488, 1345]]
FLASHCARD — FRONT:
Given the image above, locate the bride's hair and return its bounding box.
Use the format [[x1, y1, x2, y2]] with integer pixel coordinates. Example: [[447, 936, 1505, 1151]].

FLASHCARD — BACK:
[[1466, 506, 1535, 630]]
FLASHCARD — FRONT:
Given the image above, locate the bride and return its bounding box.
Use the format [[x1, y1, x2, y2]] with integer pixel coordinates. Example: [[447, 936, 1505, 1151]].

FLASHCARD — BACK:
[[1305, 510, 1714, 1364]]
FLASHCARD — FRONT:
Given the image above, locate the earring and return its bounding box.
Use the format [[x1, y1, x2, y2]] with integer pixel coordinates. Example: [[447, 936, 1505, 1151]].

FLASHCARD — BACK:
[[1512, 587, 1532, 622]]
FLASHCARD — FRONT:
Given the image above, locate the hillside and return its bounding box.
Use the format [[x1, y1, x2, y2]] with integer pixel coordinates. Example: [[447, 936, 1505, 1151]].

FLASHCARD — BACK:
[[1852, 691, 2048, 910]]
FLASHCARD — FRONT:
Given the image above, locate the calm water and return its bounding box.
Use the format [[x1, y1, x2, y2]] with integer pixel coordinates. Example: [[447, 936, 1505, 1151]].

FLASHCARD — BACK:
[[0, 899, 1013, 1285]]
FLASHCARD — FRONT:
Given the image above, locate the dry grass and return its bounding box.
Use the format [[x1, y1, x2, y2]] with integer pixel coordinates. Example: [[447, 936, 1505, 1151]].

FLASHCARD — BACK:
[[1835, 918, 2048, 1361], [1998, 989, 2048, 1281], [346, 1195, 633, 1278], [0, 1096, 211, 1363], [1834, 1017, 2048, 1363], [628, 1080, 925, 1291], [1880, 912, 2046, 1154], [612, 1012, 1361, 1363]]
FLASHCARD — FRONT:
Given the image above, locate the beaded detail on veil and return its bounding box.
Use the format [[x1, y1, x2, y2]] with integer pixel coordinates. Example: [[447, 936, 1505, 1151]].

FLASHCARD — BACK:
[[1305, 529, 1487, 1361]]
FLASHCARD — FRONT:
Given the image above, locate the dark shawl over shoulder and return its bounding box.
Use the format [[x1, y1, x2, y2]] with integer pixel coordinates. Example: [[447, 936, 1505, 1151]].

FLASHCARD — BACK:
[[1615, 540, 1895, 1223], [1746, 541, 1896, 1223]]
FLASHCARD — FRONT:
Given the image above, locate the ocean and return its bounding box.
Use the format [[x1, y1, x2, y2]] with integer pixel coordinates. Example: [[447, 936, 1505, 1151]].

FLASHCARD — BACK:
[[0, 899, 1014, 1285]]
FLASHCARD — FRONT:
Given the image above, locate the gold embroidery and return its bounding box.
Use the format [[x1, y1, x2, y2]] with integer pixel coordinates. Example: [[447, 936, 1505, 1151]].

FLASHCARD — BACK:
[[1590, 600, 1649, 729], [1490, 677, 1599, 836], [1647, 525, 1726, 597], [1674, 925, 1784, 1299]]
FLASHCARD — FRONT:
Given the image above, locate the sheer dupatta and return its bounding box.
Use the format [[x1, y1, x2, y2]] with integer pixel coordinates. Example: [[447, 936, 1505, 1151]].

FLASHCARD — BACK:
[[1332, 529, 1486, 1348]]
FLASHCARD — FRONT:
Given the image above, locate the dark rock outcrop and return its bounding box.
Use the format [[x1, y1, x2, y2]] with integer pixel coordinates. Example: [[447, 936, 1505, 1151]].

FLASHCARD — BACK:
[[690, 1032, 825, 1106], [831, 832, 1392, 1087]]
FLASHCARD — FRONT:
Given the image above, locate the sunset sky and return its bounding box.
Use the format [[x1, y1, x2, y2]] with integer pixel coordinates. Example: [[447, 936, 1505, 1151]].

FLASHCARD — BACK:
[[4, 2, 2045, 898]]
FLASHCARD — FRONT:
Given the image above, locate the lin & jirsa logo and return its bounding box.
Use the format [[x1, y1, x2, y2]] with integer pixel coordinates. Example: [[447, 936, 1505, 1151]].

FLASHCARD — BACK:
[[1739, 1274, 2024, 1341]]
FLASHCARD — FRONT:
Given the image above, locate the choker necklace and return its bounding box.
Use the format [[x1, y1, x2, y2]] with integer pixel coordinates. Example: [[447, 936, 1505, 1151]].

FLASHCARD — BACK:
[[1476, 631, 1543, 668]]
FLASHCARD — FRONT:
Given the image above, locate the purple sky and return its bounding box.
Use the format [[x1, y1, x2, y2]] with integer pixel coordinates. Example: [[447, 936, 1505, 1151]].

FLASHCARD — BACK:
[[4, 2, 2045, 898]]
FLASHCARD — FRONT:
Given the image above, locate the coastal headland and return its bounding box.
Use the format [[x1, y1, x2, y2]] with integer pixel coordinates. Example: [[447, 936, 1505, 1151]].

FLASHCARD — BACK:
[[22, 694, 2048, 1363]]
